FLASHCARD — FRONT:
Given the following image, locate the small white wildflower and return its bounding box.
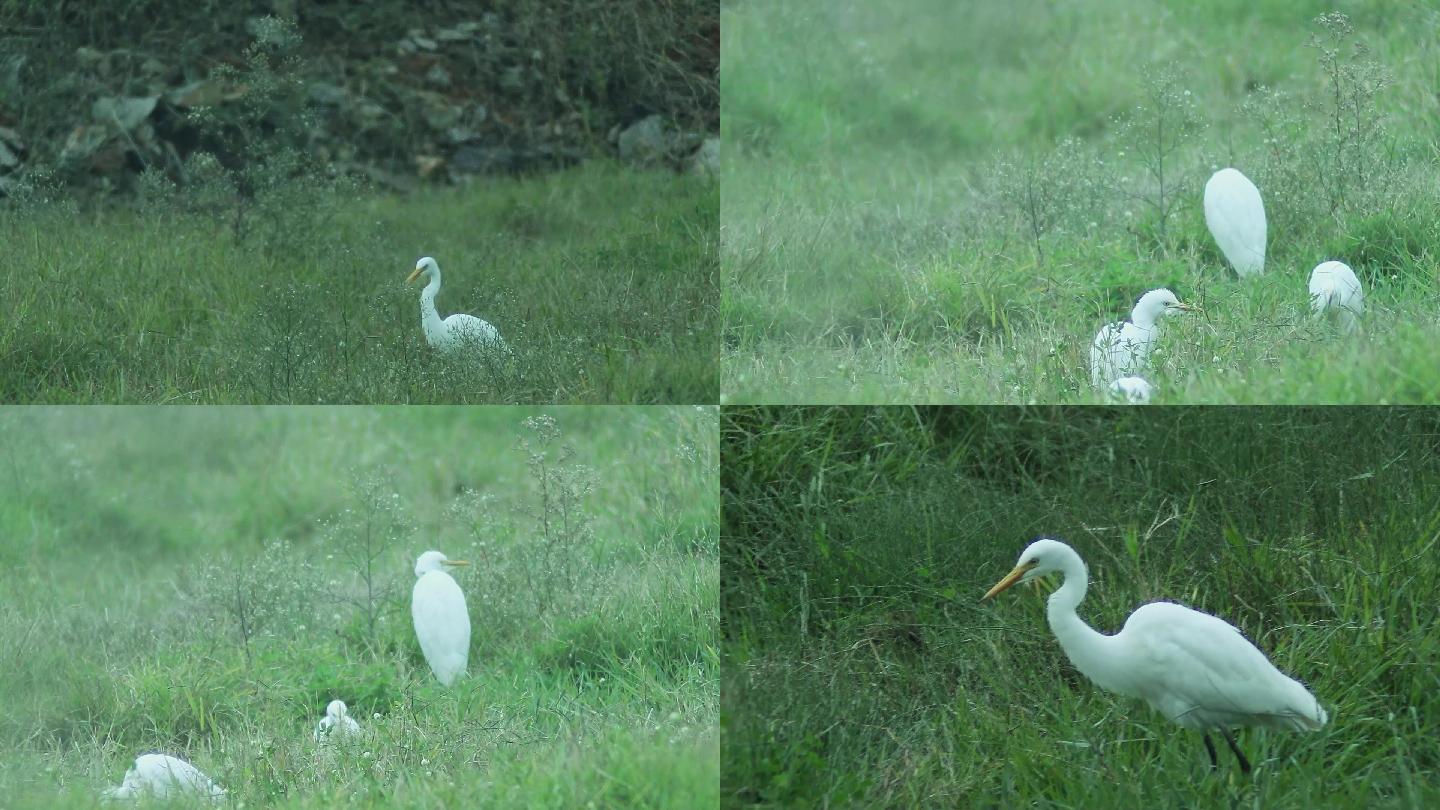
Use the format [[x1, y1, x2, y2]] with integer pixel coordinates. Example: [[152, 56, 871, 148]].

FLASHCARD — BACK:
[[1212, 355, 1221, 363]]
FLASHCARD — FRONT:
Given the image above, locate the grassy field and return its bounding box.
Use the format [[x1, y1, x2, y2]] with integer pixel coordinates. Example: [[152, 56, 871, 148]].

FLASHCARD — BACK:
[[1, 162, 716, 404], [721, 0, 1440, 403], [722, 407, 1440, 807], [0, 406, 718, 807]]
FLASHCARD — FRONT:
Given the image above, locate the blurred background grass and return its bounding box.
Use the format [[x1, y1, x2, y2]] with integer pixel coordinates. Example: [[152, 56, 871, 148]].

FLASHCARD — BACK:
[[0, 405, 718, 808], [722, 406, 1440, 807], [721, 0, 1440, 403]]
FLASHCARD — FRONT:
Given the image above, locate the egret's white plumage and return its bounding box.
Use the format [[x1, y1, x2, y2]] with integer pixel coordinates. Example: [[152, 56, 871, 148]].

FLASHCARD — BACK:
[[985, 538, 1327, 772], [412, 550, 471, 686], [1204, 168, 1267, 276], [313, 699, 362, 742], [101, 754, 226, 802], [1108, 376, 1153, 404], [407, 256, 507, 355], [1308, 260, 1364, 334], [1089, 289, 1198, 388]]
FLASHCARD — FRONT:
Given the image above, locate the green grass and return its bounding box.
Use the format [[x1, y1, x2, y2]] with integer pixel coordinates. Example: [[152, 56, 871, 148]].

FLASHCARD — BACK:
[[721, 0, 1440, 403], [0, 406, 718, 808], [722, 406, 1440, 807], [1, 162, 717, 404]]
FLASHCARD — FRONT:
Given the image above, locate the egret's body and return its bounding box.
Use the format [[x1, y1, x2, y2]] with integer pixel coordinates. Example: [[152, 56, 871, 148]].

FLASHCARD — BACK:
[[1089, 289, 1198, 388], [1308, 260, 1364, 333], [1108, 376, 1153, 404], [984, 539, 1327, 772], [412, 550, 471, 686], [313, 699, 361, 742], [1204, 168, 1267, 276], [101, 754, 226, 802], [407, 257, 507, 355]]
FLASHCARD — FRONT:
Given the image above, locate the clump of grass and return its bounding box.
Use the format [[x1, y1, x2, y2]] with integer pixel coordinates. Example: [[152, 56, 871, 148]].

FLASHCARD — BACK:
[[992, 136, 1108, 265], [1307, 11, 1393, 218], [1113, 65, 1204, 255], [323, 469, 412, 652], [184, 539, 318, 668], [516, 415, 598, 614]]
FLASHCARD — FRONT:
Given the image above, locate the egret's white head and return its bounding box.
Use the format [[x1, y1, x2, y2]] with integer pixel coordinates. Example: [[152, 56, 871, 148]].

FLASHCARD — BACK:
[[407, 256, 439, 284], [414, 550, 471, 577], [326, 699, 348, 719], [1133, 288, 1198, 324], [983, 538, 1077, 599]]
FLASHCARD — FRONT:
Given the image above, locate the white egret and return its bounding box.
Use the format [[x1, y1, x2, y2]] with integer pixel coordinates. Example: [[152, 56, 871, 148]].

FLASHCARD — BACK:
[[1108, 376, 1153, 404], [1308, 260, 1364, 333], [1204, 168, 1267, 276], [984, 538, 1328, 773], [101, 754, 226, 802], [1089, 289, 1199, 388], [412, 550, 472, 686], [313, 699, 362, 743], [406, 256, 508, 355]]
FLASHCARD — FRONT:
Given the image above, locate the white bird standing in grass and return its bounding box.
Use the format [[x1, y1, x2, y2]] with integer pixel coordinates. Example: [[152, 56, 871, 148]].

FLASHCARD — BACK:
[[984, 538, 1328, 773], [1308, 260, 1364, 333], [1204, 168, 1267, 276], [1089, 289, 1199, 388], [407, 256, 508, 355], [313, 699, 362, 743], [1107, 376, 1153, 404], [101, 754, 226, 802], [412, 550, 471, 686]]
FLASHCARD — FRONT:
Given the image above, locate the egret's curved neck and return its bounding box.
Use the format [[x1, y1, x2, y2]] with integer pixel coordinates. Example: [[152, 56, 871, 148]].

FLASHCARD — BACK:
[[1130, 306, 1160, 330], [420, 270, 445, 338], [1046, 549, 1134, 696]]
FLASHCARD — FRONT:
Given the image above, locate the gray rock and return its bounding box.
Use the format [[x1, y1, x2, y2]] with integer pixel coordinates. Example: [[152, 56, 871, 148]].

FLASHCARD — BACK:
[[92, 96, 158, 131], [425, 64, 451, 87], [617, 114, 671, 166], [308, 83, 347, 106], [688, 137, 719, 176]]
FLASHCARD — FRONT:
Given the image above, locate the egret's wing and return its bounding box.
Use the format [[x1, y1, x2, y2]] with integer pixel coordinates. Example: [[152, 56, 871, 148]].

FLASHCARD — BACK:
[[1123, 603, 1325, 730], [1090, 321, 1124, 387], [1205, 170, 1267, 275]]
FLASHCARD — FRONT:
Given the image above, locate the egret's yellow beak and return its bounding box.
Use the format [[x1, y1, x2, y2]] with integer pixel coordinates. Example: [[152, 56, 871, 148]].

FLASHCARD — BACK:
[[983, 561, 1036, 600], [406, 267, 424, 283], [442, 559, 471, 567], [1175, 302, 1202, 313]]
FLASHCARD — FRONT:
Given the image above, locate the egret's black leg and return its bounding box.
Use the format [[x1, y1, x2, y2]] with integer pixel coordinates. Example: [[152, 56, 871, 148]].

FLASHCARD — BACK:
[[1203, 733, 1218, 769], [1221, 730, 1252, 774]]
